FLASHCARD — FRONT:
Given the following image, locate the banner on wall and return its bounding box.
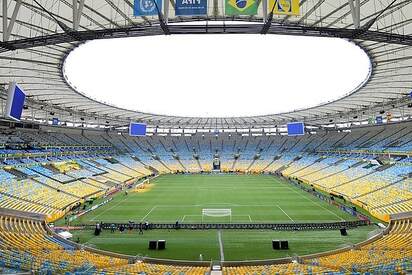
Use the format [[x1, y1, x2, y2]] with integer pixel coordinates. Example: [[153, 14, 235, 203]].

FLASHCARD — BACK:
[[175, 0, 207, 15], [52, 118, 59, 126], [268, 0, 300, 16], [386, 112, 392, 122], [134, 0, 162, 16], [376, 116, 383, 124], [225, 0, 258, 15]]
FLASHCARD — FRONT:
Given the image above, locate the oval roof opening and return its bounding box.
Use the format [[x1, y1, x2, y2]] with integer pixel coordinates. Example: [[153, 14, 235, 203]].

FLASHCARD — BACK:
[[63, 34, 371, 118]]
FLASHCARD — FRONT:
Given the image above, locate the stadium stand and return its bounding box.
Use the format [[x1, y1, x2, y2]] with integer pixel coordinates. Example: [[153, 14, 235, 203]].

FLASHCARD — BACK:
[[0, 122, 411, 222], [223, 215, 411, 274], [0, 122, 411, 273], [1, 209, 411, 274]]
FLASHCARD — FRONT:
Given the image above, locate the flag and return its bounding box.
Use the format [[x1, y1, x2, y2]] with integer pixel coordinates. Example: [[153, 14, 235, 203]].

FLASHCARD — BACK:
[[269, 0, 300, 16], [225, 0, 258, 15], [175, 0, 207, 16], [134, 0, 162, 16]]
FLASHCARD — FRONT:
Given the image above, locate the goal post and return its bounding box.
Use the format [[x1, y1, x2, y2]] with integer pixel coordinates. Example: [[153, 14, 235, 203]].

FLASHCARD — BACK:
[[134, 178, 149, 191], [202, 209, 232, 223]]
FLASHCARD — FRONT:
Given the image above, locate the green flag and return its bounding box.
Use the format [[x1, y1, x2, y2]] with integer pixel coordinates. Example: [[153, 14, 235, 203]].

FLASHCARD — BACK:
[[225, 0, 258, 15]]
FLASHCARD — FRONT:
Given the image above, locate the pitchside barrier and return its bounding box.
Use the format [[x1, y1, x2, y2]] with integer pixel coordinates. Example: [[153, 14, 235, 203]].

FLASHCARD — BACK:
[[97, 220, 368, 231]]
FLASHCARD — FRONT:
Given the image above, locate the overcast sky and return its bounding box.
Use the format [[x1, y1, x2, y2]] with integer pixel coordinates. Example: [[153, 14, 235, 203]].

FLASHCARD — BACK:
[[64, 34, 371, 117]]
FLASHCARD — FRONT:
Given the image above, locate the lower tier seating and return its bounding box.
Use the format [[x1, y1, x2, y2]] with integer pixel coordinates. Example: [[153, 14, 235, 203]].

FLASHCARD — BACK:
[[1, 213, 411, 274], [303, 217, 412, 273]]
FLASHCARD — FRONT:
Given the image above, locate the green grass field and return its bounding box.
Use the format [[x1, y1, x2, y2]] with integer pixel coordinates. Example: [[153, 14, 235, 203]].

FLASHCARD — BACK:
[[68, 174, 378, 261]]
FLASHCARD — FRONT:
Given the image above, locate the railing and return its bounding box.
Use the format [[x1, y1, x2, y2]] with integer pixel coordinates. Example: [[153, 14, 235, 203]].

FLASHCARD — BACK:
[[90, 220, 369, 231]]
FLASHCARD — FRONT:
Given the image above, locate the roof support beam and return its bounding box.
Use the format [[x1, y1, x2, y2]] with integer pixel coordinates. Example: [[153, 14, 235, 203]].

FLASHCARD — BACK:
[[2, 0, 22, 42], [104, 0, 134, 26], [348, 0, 360, 29], [297, 0, 325, 25], [73, 0, 85, 31]]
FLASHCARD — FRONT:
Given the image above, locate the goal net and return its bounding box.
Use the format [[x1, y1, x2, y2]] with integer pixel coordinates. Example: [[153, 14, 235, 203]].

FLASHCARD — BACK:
[[202, 209, 232, 223], [134, 179, 149, 191]]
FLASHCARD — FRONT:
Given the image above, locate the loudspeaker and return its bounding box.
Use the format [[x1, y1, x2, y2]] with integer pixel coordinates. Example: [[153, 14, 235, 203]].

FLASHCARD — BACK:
[[158, 240, 166, 250], [340, 228, 347, 236], [280, 240, 289, 250], [148, 240, 157, 250], [272, 240, 280, 250]]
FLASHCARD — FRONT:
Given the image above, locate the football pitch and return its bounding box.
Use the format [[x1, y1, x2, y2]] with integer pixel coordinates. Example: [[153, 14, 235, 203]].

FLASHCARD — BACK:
[[70, 174, 378, 261], [76, 174, 354, 224]]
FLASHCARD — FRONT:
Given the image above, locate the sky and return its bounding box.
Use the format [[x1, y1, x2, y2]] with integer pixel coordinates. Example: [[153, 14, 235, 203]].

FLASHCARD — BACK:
[[63, 33, 371, 118]]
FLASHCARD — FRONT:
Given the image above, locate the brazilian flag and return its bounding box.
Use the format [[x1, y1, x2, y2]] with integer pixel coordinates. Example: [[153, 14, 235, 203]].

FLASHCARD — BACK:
[[225, 0, 258, 15]]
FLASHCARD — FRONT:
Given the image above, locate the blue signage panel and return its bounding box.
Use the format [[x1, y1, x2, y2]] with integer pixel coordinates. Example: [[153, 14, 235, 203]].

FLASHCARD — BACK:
[[52, 118, 59, 126], [6, 82, 26, 121], [129, 122, 147, 136], [287, 122, 305, 136], [134, 0, 162, 16], [376, 116, 383, 124], [175, 0, 207, 15]]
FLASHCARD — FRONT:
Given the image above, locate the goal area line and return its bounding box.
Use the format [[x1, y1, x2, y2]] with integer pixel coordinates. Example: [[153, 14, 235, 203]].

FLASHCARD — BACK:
[[181, 214, 252, 223]]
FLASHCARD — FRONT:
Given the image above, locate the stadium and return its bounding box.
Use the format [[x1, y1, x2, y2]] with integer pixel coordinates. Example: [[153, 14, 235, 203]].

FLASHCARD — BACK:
[[0, 0, 412, 274]]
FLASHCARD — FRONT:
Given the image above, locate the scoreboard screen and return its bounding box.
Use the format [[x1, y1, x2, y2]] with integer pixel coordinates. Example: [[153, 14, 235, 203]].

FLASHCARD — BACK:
[[129, 122, 147, 136], [6, 82, 26, 121], [287, 122, 305, 136]]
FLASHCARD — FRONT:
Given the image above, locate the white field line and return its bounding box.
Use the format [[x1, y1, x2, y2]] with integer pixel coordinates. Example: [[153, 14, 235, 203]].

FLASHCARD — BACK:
[[217, 230, 224, 261], [149, 204, 285, 207], [276, 204, 294, 223], [180, 214, 252, 222], [281, 181, 345, 221], [140, 206, 157, 221], [90, 195, 130, 221]]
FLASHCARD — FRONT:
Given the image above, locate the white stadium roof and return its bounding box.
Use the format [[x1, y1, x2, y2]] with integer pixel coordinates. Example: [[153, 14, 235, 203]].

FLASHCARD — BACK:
[[1, 0, 412, 129]]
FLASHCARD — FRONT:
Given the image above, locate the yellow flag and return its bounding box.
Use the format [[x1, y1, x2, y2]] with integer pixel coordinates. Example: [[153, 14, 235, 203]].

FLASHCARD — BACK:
[[269, 0, 300, 16]]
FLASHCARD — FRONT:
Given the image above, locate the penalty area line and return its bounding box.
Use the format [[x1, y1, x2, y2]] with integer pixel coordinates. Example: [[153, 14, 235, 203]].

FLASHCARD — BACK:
[[279, 179, 346, 221], [140, 206, 157, 222], [276, 204, 295, 223], [90, 195, 130, 222]]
